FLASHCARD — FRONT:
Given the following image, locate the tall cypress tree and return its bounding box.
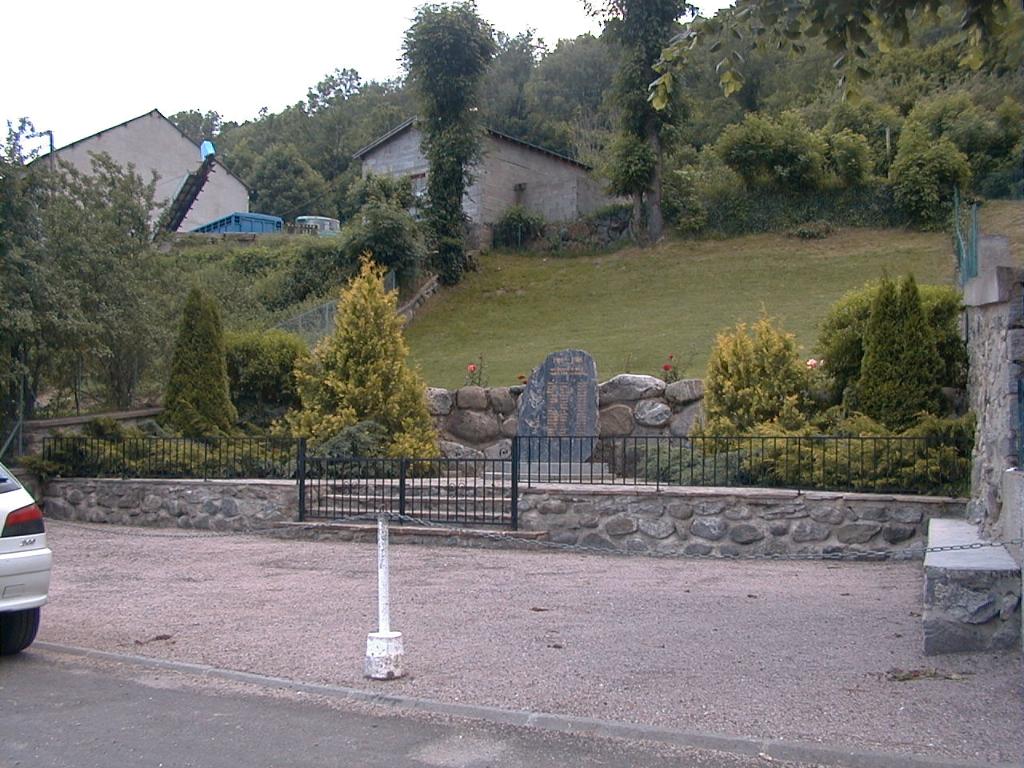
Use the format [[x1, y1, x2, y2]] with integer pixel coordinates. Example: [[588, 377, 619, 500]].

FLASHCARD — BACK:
[[856, 275, 943, 430], [162, 288, 237, 437]]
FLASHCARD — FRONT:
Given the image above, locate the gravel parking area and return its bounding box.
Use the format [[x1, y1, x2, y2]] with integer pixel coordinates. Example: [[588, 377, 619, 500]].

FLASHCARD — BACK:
[[38, 520, 1023, 764]]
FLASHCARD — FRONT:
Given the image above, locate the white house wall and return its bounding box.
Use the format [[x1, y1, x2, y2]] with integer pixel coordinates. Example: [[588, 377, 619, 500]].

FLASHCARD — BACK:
[[48, 112, 249, 231]]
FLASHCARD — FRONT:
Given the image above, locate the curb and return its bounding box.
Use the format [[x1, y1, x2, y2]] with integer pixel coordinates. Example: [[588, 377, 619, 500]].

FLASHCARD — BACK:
[[35, 642, 1020, 768]]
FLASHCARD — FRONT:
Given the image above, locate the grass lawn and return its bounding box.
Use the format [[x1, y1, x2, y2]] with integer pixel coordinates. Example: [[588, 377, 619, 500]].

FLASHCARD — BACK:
[[980, 199, 1024, 260], [405, 226, 958, 388]]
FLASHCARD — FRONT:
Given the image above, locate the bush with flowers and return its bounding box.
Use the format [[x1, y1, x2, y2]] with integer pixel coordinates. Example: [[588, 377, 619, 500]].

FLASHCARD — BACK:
[[464, 355, 487, 387]]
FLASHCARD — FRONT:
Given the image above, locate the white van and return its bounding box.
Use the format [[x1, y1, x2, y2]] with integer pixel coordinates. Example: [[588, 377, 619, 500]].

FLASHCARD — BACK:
[[296, 215, 341, 236]]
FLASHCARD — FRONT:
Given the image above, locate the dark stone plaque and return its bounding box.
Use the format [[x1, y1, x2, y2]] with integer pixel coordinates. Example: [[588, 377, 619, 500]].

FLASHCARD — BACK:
[[517, 349, 598, 462]]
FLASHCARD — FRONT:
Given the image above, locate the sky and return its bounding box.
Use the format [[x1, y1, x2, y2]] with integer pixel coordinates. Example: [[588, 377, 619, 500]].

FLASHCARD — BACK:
[[4, 0, 734, 154]]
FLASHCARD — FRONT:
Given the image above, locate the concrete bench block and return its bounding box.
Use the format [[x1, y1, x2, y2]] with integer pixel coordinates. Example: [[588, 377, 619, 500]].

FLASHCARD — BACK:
[[923, 518, 1021, 655]]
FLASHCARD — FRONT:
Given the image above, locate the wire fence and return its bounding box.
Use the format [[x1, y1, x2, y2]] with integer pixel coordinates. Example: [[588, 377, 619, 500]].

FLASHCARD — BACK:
[[953, 187, 979, 285]]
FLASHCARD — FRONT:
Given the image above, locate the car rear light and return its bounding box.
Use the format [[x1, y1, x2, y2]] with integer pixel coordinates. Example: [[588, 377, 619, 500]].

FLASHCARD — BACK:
[[2, 504, 45, 537]]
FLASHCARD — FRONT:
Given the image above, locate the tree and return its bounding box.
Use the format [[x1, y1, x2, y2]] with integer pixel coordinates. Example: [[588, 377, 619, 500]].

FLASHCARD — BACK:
[[591, 0, 693, 243], [854, 275, 944, 430], [305, 68, 362, 114], [652, 1, 1022, 109], [162, 288, 237, 437], [403, 2, 496, 285], [285, 257, 437, 456], [249, 143, 331, 220], [0, 119, 68, 419], [169, 109, 223, 143], [890, 125, 972, 228], [42, 153, 166, 408], [714, 111, 826, 190]]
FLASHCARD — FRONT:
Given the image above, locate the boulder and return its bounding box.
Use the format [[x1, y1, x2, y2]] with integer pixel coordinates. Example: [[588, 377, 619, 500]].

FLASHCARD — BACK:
[[488, 387, 516, 415], [669, 405, 701, 437], [446, 409, 500, 443], [634, 401, 672, 428], [598, 404, 635, 437], [456, 386, 488, 410], [665, 379, 704, 405], [426, 388, 453, 416], [598, 374, 665, 404]]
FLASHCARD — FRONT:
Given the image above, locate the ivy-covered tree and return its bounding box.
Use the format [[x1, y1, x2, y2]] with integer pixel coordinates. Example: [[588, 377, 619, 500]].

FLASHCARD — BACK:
[[854, 275, 944, 430], [162, 288, 237, 437], [285, 257, 437, 457], [403, 2, 496, 285], [592, 0, 692, 243]]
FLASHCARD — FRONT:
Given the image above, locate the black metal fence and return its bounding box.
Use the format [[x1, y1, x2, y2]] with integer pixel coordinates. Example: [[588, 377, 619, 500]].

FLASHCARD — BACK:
[[515, 434, 970, 497], [40, 431, 970, 529], [41, 436, 303, 480], [301, 454, 517, 527]]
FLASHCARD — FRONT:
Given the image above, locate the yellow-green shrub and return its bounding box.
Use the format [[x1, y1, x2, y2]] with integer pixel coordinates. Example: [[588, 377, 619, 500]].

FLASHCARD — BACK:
[[284, 257, 437, 457]]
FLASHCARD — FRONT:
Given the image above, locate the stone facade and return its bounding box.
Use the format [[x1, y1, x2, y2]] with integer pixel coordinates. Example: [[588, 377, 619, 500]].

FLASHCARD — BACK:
[[427, 374, 704, 459], [42, 479, 295, 531], [354, 119, 612, 245], [518, 485, 965, 558]]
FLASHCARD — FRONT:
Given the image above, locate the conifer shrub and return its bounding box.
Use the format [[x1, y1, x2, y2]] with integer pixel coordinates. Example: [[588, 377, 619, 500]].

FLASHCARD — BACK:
[[284, 257, 437, 457], [162, 288, 237, 437], [703, 317, 811, 433], [818, 280, 966, 406], [225, 330, 307, 428], [854, 275, 944, 430]]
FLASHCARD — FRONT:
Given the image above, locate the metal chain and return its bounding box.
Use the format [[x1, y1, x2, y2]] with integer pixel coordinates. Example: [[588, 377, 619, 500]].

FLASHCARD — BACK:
[[43, 515, 1024, 563]]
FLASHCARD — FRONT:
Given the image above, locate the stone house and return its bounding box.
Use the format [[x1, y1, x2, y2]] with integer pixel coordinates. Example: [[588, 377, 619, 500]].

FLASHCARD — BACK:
[[353, 118, 612, 246], [36, 109, 249, 232]]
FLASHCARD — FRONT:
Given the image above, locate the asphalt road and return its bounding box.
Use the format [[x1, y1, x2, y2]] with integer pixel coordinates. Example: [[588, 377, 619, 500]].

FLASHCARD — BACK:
[[0, 647, 821, 768]]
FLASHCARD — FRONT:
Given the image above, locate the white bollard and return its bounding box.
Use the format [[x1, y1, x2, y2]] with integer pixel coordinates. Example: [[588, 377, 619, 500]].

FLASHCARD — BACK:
[[364, 512, 404, 679]]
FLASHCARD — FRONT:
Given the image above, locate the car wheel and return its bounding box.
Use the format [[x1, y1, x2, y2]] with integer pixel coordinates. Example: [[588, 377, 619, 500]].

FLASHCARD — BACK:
[[0, 608, 40, 655]]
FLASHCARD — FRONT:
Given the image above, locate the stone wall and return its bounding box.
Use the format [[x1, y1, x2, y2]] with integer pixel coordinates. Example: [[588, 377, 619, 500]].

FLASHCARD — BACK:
[[519, 485, 965, 558], [427, 374, 704, 459], [42, 479, 296, 531], [963, 236, 1023, 535]]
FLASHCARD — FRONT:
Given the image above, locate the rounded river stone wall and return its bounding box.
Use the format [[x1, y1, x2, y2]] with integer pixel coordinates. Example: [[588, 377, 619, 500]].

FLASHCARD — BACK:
[[428, 374, 704, 459], [42, 478, 296, 531], [519, 485, 966, 558]]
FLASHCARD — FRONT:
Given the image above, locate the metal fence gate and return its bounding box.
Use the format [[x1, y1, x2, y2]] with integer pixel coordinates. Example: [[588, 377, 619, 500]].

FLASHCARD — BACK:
[[299, 449, 520, 529]]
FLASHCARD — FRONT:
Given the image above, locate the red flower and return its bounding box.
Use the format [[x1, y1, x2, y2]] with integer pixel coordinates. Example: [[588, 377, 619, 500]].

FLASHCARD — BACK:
[[467, 363, 477, 373], [662, 363, 673, 371]]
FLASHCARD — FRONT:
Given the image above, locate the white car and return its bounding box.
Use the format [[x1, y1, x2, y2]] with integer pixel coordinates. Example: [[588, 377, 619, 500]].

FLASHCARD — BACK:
[[0, 461, 51, 655]]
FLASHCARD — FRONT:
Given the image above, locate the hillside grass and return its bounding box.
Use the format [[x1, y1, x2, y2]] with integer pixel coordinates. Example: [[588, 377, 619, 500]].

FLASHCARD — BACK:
[[404, 227, 957, 388], [981, 200, 1024, 260]]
